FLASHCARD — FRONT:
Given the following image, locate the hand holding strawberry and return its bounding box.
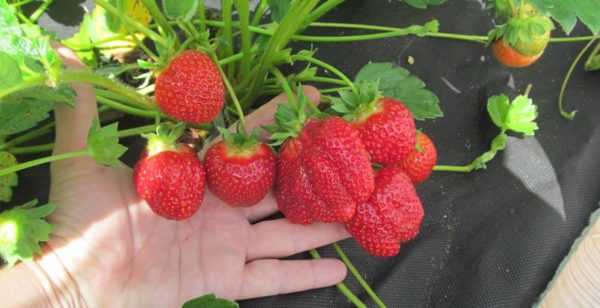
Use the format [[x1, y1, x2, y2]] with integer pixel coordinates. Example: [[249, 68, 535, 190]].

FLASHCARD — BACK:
[[8, 46, 348, 308]]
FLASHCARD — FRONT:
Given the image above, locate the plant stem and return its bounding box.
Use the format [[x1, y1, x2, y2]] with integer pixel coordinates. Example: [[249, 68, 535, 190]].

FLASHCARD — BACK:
[[251, 0, 268, 26], [61, 33, 129, 50], [236, 0, 252, 78], [304, 0, 345, 26], [558, 35, 599, 120], [291, 55, 357, 92], [139, 0, 178, 46], [0, 123, 55, 152], [8, 124, 159, 155], [96, 95, 158, 118], [433, 164, 475, 172], [193, 0, 205, 33], [309, 249, 367, 308], [0, 150, 89, 176], [333, 243, 386, 308], [264, 75, 349, 87], [29, 0, 53, 22], [221, 0, 235, 77], [8, 0, 36, 8], [585, 42, 600, 68], [550, 36, 597, 43], [94, 0, 167, 47], [270, 67, 296, 106], [320, 86, 351, 94], [218, 45, 260, 65]]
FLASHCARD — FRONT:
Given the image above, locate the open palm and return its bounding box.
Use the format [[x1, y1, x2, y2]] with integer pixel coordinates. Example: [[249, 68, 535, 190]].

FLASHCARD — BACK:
[[40, 45, 348, 307]]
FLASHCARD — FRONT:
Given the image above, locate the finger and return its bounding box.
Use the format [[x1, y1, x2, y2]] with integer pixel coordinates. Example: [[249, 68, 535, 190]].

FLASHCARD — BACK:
[[246, 220, 350, 261], [238, 259, 347, 300], [50, 42, 98, 154], [239, 191, 279, 223]]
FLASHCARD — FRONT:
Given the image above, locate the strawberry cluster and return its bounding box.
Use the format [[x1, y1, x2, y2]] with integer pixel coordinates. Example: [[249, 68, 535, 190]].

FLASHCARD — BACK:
[[132, 50, 437, 258]]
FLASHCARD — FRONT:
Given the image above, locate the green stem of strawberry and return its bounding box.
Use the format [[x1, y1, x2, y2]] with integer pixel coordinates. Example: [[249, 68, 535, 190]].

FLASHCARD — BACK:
[[333, 243, 386, 308], [139, 0, 179, 47], [270, 67, 297, 106], [264, 76, 349, 87], [236, 0, 252, 78], [219, 45, 261, 65], [221, 0, 235, 78], [585, 42, 600, 68], [433, 164, 476, 172], [251, 0, 268, 26], [197, 0, 206, 32], [62, 33, 128, 50], [6, 123, 160, 155], [96, 95, 160, 118], [29, 0, 53, 22], [309, 249, 368, 308], [507, 0, 518, 17], [239, 0, 321, 109], [0, 70, 156, 110], [320, 86, 352, 94], [93, 0, 167, 47], [558, 33, 599, 120], [290, 55, 357, 93], [0, 149, 89, 176], [0, 123, 55, 152]]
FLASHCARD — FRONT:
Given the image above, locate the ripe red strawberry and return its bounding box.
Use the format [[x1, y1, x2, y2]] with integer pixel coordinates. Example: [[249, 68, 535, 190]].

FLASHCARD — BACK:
[[134, 124, 206, 220], [345, 165, 424, 257], [276, 117, 375, 224], [331, 88, 416, 165], [155, 50, 225, 124], [204, 129, 276, 207], [399, 132, 437, 184]]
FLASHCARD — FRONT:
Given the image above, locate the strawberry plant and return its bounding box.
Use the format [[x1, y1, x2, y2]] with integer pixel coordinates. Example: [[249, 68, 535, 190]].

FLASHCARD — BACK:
[[0, 0, 599, 306]]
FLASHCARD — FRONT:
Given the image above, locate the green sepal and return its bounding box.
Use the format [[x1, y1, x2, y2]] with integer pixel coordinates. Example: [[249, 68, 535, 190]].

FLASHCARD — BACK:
[[488, 13, 554, 55], [217, 127, 261, 153], [0, 151, 18, 203], [182, 293, 239, 308], [87, 118, 128, 166], [142, 122, 187, 157], [584, 44, 600, 72], [268, 87, 319, 146], [330, 81, 382, 123], [0, 200, 55, 267]]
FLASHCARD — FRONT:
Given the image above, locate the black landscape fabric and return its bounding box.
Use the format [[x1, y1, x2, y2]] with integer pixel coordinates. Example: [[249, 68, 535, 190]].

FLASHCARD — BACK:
[[12, 0, 600, 307]]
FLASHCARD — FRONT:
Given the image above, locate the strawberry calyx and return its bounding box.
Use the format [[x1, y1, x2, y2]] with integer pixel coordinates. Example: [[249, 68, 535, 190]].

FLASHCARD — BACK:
[[266, 87, 322, 146], [330, 81, 383, 124], [488, 12, 554, 56], [142, 123, 187, 157], [218, 127, 263, 158]]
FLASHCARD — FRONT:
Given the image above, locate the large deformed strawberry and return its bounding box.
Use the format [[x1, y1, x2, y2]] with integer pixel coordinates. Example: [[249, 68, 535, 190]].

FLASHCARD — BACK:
[[345, 165, 424, 257], [268, 92, 375, 225]]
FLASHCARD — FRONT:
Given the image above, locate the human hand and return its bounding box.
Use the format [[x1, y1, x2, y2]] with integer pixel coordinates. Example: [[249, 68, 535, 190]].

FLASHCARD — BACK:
[[30, 46, 349, 307]]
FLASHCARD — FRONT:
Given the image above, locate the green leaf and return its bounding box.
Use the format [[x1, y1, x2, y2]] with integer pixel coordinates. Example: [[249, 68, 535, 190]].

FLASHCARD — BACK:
[[0, 0, 62, 77], [0, 200, 55, 267], [0, 151, 18, 203], [399, 0, 445, 9], [488, 0, 514, 18], [527, 0, 600, 34], [268, 0, 291, 23], [486, 94, 511, 129], [505, 95, 538, 136], [62, 13, 98, 66], [0, 97, 53, 136], [355, 62, 443, 120], [162, 0, 199, 21], [0, 51, 22, 87], [182, 294, 239, 308], [87, 118, 128, 166]]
